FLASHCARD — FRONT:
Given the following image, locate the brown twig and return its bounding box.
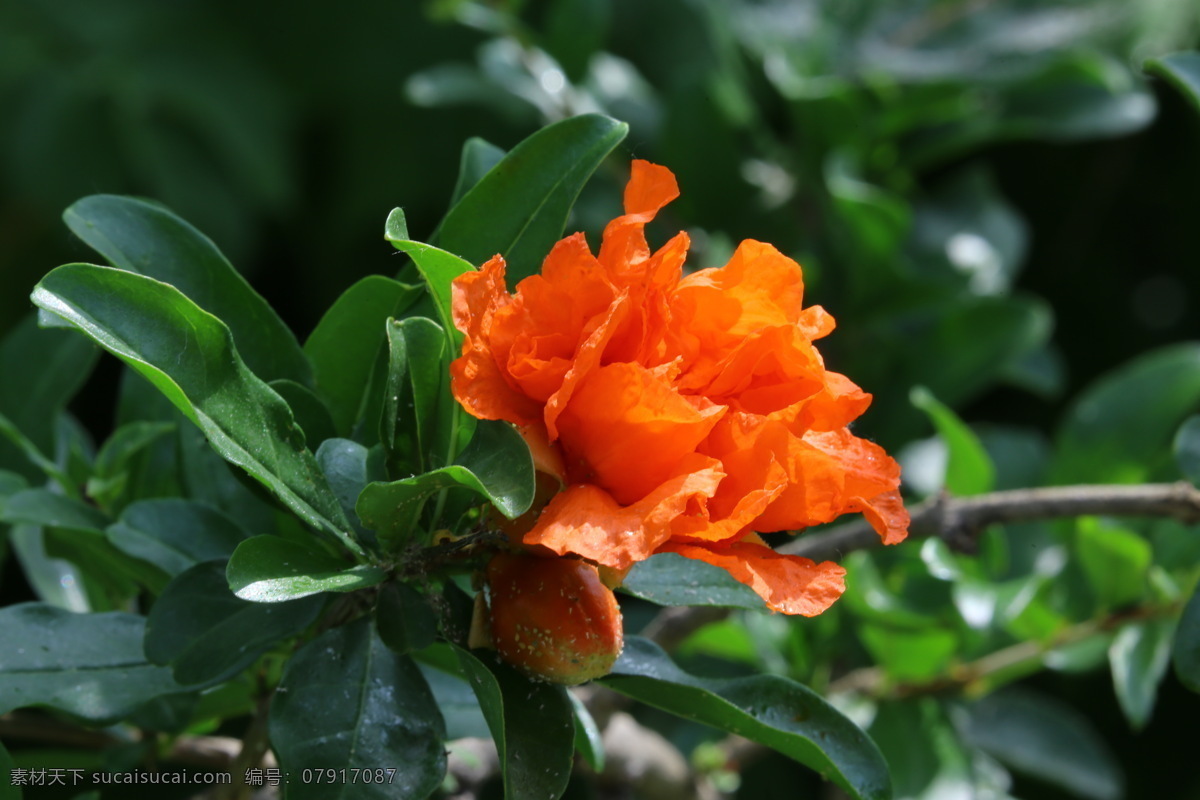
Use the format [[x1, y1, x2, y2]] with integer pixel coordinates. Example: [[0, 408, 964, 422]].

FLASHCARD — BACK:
[[640, 482, 1200, 652], [781, 481, 1200, 562]]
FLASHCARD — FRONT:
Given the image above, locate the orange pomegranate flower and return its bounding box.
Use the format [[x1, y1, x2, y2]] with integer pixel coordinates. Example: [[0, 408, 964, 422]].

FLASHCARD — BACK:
[[451, 160, 908, 616]]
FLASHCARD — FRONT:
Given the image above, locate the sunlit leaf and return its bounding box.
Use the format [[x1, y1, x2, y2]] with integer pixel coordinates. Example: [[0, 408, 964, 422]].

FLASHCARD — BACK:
[[602, 638, 890, 800], [31, 264, 357, 554], [64, 194, 310, 384]]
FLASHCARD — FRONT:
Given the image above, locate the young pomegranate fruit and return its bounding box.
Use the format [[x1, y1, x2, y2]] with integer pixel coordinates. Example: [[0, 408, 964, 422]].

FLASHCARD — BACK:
[[485, 551, 624, 685]]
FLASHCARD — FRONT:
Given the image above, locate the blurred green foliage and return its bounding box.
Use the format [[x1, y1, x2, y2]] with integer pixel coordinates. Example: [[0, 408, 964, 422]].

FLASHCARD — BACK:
[[3, 1, 1200, 799]]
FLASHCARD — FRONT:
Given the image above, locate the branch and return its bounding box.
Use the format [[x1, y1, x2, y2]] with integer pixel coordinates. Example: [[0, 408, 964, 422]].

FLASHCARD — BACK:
[[639, 482, 1200, 653], [780, 481, 1200, 562]]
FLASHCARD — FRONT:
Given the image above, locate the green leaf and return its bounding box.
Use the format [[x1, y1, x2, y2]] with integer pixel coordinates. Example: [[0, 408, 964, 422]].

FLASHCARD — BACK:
[[1145, 51, 1200, 118], [270, 379, 338, 448], [868, 699, 976, 800], [438, 113, 629, 284], [31, 263, 357, 554], [452, 644, 575, 800], [447, 137, 507, 209], [1109, 619, 1174, 730], [0, 489, 158, 598], [107, 498, 248, 578], [376, 582, 439, 655], [270, 620, 446, 800], [7, 526, 89, 613], [0, 603, 186, 722], [226, 535, 385, 603], [963, 687, 1123, 800], [1175, 585, 1200, 694], [568, 690, 605, 773], [1, 488, 109, 532], [358, 419, 533, 551], [1075, 518, 1151, 609], [384, 213, 475, 349], [63, 194, 311, 384], [382, 317, 447, 473], [621, 553, 767, 610], [859, 623, 959, 683], [145, 561, 323, 686], [0, 314, 97, 477], [315, 438, 385, 539], [602, 637, 891, 800], [910, 386, 995, 495], [304, 276, 423, 436], [85, 421, 175, 511], [1052, 344, 1200, 484], [0, 411, 75, 495], [414, 647, 491, 740]]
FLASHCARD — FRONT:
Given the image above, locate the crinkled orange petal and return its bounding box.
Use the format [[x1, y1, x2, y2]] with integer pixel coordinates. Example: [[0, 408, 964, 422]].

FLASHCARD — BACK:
[[496, 234, 616, 404], [555, 362, 727, 504], [525, 455, 724, 570], [544, 292, 630, 441], [660, 541, 846, 616], [847, 489, 910, 545], [754, 427, 905, 534], [517, 422, 566, 483], [450, 256, 541, 425], [598, 161, 680, 281]]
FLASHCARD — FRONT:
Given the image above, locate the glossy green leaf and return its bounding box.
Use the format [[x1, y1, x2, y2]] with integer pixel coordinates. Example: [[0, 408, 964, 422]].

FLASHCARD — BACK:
[[452, 644, 575, 800], [602, 637, 890, 800], [315, 438, 385, 539], [107, 498, 248, 578], [384, 211, 474, 349], [63, 194, 310, 384], [0, 489, 155, 598], [963, 688, 1123, 800], [0, 314, 97, 478], [910, 386, 994, 495], [1, 488, 109, 532], [1052, 344, 1200, 484], [358, 419, 533, 550], [0, 603, 185, 722], [270, 379, 338, 448], [1145, 51, 1200, 118], [376, 582, 439, 655], [1175, 586, 1200, 694], [7, 526, 90, 613], [175, 422, 277, 536], [31, 263, 357, 554], [1109, 619, 1174, 730], [568, 690, 605, 773], [145, 561, 323, 686], [621, 553, 767, 610], [438, 113, 629, 284], [226, 535, 385, 603], [382, 316, 447, 473], [85, 421, 175, 511], [304, 275, 423, 436], [414, 647, 491, 740], [1075, 518, 1151, 609], [0, 411, 74, 495], [270, 620, 446, 800], [447, 137, 507, 209]]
